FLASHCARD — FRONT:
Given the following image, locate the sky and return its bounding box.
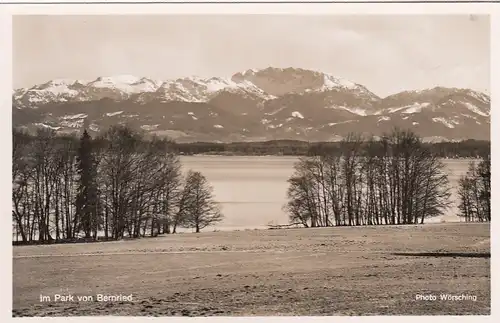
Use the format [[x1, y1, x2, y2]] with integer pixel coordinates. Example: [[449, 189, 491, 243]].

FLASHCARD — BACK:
[[12, 15, 490, 97]]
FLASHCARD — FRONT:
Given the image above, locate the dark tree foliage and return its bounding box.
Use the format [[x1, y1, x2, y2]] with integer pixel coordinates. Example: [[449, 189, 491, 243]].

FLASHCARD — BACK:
[[75, 130, 100, 239]]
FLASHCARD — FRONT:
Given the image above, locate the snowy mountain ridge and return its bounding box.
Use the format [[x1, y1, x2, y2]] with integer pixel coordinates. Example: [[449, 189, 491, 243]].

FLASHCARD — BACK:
[[12, 67, 490, 143]]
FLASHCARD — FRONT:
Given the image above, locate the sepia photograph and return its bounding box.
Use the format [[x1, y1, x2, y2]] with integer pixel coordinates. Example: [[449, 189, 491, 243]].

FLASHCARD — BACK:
[[10, 9, 491, 317]]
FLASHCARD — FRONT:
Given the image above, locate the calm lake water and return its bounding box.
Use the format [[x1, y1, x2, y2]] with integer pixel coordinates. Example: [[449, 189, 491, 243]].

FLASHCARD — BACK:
[[181, 156, 474, 231]]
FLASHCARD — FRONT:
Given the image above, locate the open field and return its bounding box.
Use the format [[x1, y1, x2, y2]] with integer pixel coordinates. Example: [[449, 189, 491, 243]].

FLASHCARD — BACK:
[[13, 223, 490, 316]]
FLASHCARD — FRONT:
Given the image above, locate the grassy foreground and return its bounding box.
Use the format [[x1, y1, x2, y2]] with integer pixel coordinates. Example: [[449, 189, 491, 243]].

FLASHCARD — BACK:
[[13, 223, 490, 316]]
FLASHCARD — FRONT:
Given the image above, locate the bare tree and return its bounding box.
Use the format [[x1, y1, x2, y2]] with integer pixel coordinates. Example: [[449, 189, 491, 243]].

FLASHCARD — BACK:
[[340, 133, 364, 226], [284, 158, 318, 228], [12, 129, 32, 242], [12, 125, 215, 243], [458, 156, 490, 222], [178, 170, 223, 233], [284, 128, 452, 227], [97, 125, 145, 239], [148, 140, 182, 236]]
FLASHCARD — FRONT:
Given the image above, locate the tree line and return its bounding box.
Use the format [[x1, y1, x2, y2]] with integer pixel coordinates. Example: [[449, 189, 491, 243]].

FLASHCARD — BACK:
[[174, 139, 490, 158], [283, 129, 491, 227], [12, 126, 223, 244]]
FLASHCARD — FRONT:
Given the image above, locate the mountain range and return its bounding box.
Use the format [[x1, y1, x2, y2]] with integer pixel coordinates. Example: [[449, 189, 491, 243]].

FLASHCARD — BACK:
[[12, 67, 491, 143]]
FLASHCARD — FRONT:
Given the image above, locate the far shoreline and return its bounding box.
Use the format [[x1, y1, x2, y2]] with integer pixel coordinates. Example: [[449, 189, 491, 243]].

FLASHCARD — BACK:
[[180, 154, 481, 160]]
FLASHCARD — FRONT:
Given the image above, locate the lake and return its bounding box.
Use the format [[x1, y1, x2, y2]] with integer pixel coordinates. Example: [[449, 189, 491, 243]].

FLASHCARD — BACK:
[[181, 156, 475, 231]]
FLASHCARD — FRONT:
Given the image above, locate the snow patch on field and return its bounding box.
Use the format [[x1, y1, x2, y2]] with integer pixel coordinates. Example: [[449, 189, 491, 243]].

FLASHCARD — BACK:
[[402, 102, 431, 114], [387, 106, 406, 113], [463, 102, 489, 117], [265, 106, 287, 116], [61, 119, 84, 128], [326, 105, 367, 116], [213, 124, 224, 129], [340, 106, 367, 116], [328, 120, 355, 126], [291, 111, 304, 119], [468, 90, 490, 104], [187, 112, 198, 120], [141, 124, 160, 131], [432, 117, 455, 128], [106, 111, 123, 117], [387, 102, 430, 114], [460, 113, 477, 119], [60, 113, 87, 120], [34, 123, 61, 130], [378, 116, 391, 122], [268, 123, 285, 129], [27, 95, 45, 103]]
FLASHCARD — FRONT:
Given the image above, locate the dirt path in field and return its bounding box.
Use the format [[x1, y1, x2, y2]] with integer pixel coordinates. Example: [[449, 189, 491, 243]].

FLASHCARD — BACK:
[[13, 223, 490, 316]]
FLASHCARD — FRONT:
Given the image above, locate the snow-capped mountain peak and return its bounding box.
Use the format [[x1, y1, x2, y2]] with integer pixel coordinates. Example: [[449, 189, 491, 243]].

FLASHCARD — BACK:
[[12, 68, 490, 143], [320, 74, 358, 91], [241, 68, 259, 76], [40, 79, 81, 87], [142, 76, 275, 103], [88, 75, 144, 91], [91, 75, 141, 85], [81, 75, 166, 97]]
